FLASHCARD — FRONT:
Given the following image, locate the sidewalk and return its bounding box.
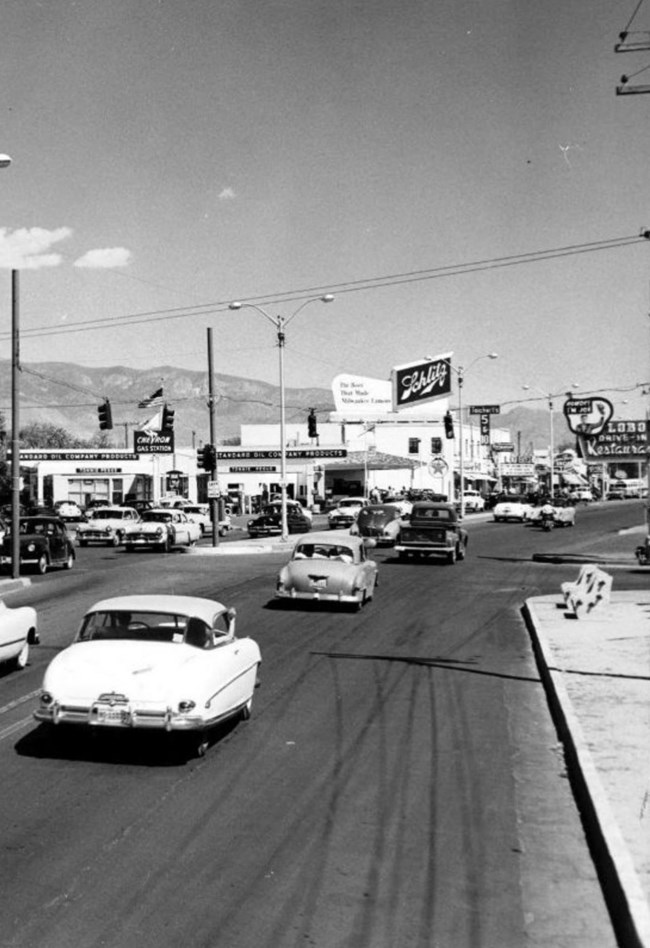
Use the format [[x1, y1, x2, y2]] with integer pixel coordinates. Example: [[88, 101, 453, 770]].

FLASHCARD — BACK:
[[525, 582, 650, 948]]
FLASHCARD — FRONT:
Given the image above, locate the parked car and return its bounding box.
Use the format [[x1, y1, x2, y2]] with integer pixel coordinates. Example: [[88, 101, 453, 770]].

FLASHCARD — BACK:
[[275, 532, 378, 610], [123, 509, 202, 552], [327, 497, 370, 530], [606, 486, 627, 500], [395, 501, 468, 564], [350, 504, 404, 546], [492, 495, 534, 523], [263, 499, 313, 522], [77, 507, 141, 546], [183, 503, 232, 537], [248, 505, 312, 538], [0, 600, 38, 671], [570, 488, 594, 503], [53, 501, 84, 520], [0, 516, 76, 574], [458, 490, 485, 513], [33, 594, 261, 758]]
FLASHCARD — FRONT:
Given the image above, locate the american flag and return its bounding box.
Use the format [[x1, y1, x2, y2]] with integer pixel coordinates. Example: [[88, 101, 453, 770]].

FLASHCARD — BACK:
[[138, 386, 164, 409]]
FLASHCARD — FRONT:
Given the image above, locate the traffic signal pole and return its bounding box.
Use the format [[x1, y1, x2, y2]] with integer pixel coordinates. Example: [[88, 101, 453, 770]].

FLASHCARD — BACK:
[[207, 328, 219, 547], [11, 271, 20, 579]]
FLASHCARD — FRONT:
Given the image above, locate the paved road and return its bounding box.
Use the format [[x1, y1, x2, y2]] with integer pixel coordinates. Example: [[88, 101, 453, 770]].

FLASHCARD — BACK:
[[0, 503, 638, 948]]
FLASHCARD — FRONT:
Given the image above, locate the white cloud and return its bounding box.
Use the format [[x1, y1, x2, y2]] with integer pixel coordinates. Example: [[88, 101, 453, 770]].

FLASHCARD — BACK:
[[218, 187, 236, 200], [74, 247, 132, 269], [0, 226, 71, 269], [74, 247, 131, 270]]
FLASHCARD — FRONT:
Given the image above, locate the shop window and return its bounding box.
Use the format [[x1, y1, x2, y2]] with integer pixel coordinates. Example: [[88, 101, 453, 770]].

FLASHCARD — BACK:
[[408, 438, 421, 455]]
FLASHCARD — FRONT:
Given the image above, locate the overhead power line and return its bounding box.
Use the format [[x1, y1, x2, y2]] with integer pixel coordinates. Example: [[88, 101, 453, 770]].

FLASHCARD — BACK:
[[0, 232, 647, 343]]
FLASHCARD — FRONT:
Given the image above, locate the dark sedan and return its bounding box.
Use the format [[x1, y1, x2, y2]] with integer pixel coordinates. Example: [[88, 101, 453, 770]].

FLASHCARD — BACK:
[[0, 516, 76, 574], [248, 506, 312, 538]]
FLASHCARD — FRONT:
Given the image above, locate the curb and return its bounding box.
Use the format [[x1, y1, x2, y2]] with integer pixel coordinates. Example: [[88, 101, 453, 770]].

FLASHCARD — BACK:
[[0, 578, 32, 596], [524, 598, 650, 948]]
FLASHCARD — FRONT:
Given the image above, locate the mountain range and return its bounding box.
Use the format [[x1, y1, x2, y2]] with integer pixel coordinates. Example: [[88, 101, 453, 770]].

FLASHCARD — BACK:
[[0, 359, 575, 453]]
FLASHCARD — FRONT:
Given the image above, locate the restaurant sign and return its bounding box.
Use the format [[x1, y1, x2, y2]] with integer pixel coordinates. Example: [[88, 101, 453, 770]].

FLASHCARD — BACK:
[[578, 419, 647, 459], [391, 353, 452, 411]]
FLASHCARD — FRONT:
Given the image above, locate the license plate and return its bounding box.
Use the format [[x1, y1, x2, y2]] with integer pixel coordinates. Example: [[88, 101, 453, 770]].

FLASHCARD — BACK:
[[309, 578, 328, 589], [93, 706, 131, 725]]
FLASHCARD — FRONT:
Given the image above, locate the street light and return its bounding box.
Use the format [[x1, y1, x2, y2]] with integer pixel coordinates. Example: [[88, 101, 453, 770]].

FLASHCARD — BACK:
[[229, 294, 334, 540], [522, 383, 579, 496], [450, 354, 499, 517]]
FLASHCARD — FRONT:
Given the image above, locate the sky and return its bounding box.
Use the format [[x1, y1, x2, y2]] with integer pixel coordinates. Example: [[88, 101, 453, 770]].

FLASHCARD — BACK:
[[0, 0, 649, 420]]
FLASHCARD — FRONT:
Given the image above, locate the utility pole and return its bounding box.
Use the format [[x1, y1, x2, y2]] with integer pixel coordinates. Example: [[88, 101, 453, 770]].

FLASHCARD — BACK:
[[615, 24, 650, 93], [207, 328, 219, 547], [11, 271, 20, 579]]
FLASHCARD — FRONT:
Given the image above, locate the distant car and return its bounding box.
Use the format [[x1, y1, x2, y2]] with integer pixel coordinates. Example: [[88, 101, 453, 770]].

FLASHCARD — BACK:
[[248, 505, 311, 538], [123, 509, 202, 552], [350, 504, 403, 546], [459, 490, 485, 513], [275, 532, 378, 610], [492, 495, 533, 523], [54, 501, 83, 520], [0, 600, 38, 671], [528, 498, 576, 528], [77, 507, 141, 546], [606, 486, 627, 500], [0, 516, 76, 574], [33, 594, 261, 758], [395, 501, 468, 563], [183, 503, 232, 537], [327, 497, 370, 530], [263, 500, 313, 523], [570, 488, 594, 503]]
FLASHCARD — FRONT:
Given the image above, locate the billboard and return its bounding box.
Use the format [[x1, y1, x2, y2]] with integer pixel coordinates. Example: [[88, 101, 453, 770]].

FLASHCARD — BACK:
[[391, 353, 453, 411], [563, 397, 613, 437]]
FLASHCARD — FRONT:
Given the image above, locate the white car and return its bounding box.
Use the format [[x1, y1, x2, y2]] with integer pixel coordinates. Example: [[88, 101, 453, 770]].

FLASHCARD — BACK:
[[492, 495, 533, 523], [123, 509, 202, 552], [461, 490, 485, 512], [183, 503, 232, 537], [327, 497, 370, 530], [77, 507, 141, 546], [0, 600, 38, 671], [34, 595, 261, 758]]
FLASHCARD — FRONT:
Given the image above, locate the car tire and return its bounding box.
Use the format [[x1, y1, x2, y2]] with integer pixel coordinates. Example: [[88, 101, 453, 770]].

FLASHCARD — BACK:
[[447, 547, 457, 565], [458, 544, 466, 561], [111, 534, 120, 547], [63, 552, 74, 570], [194, 732, 210, 758], [36, 554, 48, 575], [13, 641, 29, 670], [241, 696, 253, 721]]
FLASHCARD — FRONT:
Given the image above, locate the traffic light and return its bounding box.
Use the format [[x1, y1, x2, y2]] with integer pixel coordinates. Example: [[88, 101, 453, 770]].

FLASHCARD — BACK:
[[444, 411, 454, 439], [97, 400, 113, 430], [197, 444, 216, 471], [161, 403, 175, 430], [204, 443, 217, 471], [308, 408, 318, 439]]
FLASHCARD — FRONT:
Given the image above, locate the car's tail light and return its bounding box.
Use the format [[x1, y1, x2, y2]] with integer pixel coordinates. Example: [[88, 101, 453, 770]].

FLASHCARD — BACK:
[[178, 700, 196, 713], [39, 692, 54, 706]]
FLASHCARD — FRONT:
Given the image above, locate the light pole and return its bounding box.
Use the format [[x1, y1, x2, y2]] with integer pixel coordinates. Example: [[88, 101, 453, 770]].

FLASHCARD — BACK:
[[522, 383, 579, 496], [229, 294, 334, 540], [443, 354, 498, 517]]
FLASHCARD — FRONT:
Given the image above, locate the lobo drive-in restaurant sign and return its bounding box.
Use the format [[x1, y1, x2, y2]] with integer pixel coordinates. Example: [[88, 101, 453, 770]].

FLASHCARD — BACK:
[[391, 353, 453, 411]]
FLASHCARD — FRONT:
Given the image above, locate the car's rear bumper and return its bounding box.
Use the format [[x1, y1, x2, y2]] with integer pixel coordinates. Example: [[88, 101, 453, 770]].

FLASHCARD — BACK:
[[275, 589, 359, 603]]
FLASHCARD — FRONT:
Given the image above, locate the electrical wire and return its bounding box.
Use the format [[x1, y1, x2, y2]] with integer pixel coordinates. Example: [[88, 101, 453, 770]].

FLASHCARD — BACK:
[[0, 233, 646, 343]]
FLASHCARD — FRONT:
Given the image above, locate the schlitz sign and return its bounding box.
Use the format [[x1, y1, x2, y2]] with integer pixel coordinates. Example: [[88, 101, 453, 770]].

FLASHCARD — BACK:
[[391, 353, 452, 411], [134, 429, 175, 454]]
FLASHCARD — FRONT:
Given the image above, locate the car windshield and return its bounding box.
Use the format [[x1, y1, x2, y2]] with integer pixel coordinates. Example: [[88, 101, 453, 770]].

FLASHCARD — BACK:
[[413, 506, 454, 521], [91, 510, 126, 520], [357, 506, 399, 526], [499, 496, 528, 504], [294, 543, 355, 563], [11, 520, 56, 536], [339, 500, 362, 509], [78, 610, 194, 644], [141, 512, 173, 523]]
